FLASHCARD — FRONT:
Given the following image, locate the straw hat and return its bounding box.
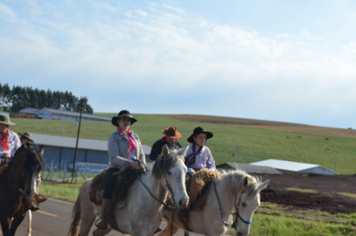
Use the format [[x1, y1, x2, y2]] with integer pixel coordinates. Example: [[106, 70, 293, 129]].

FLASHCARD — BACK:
[[161, 126, 182, 139], [0, 114, 15, 126], [19, 132, 34, 142]]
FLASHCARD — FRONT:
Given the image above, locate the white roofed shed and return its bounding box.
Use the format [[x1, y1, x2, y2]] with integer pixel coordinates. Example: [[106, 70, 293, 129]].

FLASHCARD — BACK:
[[250, 159, 338, 175]]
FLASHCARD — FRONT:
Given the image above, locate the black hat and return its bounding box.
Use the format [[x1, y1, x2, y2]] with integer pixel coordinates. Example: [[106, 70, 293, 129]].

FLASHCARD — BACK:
[[111, 110, 137, 126], [187, 126, 213, 143]]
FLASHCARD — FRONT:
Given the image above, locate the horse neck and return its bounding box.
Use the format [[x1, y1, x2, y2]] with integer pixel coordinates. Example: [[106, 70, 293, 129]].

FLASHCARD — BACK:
[[8, 154, 27, 187], [145, 172, 169, 206], [214, 174, 243, 215]]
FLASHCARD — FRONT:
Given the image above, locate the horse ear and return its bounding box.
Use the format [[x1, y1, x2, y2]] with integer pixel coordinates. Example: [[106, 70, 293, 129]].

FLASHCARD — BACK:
[[177, 146, 189, 157], [39, 145, 45, 155], [257, 179, 269, 192], [162, 144, 170, 158], [243, 176, 249, 188]]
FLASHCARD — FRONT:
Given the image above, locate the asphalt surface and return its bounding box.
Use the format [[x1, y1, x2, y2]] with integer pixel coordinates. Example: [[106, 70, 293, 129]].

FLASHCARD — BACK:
[[3, 198, 200, 236]]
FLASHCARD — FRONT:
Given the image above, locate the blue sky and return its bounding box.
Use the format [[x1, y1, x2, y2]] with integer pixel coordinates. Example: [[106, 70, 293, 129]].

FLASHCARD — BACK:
[[1, 0, 355, 129]]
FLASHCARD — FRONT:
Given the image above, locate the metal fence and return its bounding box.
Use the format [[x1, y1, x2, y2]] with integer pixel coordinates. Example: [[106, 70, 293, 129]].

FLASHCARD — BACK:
[[42, 159, 109, 182]]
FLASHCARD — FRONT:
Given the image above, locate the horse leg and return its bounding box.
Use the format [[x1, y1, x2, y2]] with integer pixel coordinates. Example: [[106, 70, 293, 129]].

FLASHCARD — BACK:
[[158, 220, 180, 236], [9, 215, 26, 236], [27, 210, 32, 236], [0, 218, 11, 236]]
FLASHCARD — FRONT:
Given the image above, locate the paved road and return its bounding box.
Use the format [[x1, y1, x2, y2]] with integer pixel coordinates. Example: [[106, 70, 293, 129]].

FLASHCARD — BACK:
[[3, 198, 200, 236]]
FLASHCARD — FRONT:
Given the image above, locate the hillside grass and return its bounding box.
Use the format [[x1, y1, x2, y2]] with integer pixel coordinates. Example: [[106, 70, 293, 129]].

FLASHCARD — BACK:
[[10, 113, 356, 175]]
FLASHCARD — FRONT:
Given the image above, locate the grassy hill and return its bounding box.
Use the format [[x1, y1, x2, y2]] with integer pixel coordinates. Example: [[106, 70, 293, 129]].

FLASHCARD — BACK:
[[10, 113, 356, 175]]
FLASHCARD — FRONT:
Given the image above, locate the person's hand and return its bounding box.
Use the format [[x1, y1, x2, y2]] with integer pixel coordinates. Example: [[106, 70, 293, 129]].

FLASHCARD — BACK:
[[129, 153, 137, 160], [1, 152, 11, 158], [130, 161, 144, 170]]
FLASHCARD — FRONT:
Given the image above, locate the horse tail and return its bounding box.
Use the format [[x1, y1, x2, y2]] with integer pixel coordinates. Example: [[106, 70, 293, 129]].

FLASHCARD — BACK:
[[67, 194, 81, 236]]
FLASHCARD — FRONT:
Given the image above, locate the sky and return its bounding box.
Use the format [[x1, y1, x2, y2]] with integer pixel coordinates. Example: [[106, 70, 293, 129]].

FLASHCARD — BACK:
[[1, 0, 355, 129]]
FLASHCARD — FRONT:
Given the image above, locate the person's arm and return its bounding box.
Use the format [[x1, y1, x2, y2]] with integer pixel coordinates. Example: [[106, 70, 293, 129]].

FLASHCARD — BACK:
[[149, 141, 162, 161], [107, 134, 132, 168], [205, 148, 216, 171], [134, 134, 146, 166]]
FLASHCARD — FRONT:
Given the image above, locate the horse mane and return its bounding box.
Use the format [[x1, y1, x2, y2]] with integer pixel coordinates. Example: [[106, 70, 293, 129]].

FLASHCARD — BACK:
[[151, 151, 181, 179], [15, 143, 44, 171], [221, 169, 262, 199]]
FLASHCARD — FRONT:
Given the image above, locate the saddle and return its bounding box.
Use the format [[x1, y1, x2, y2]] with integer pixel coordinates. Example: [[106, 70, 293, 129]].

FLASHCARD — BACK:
[[89, 166, 144, 206], [186, 168, 221, 210]]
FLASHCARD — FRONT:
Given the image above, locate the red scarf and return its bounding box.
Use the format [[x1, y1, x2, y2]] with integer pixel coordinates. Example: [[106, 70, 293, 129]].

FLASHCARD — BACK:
[[118, 127, 136, 154], [1, 130, 9, 151]]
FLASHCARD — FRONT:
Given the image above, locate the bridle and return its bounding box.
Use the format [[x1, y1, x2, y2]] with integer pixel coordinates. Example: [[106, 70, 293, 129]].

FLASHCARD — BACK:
[[135, 159, 179, 209], [213, 181, 253, 230]]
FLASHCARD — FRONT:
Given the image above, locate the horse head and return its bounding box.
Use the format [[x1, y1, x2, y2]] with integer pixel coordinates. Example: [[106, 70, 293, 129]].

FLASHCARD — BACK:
[[9, 143, 44, 197], [152, 145, 189, 209], [234, 175, 269, 236]]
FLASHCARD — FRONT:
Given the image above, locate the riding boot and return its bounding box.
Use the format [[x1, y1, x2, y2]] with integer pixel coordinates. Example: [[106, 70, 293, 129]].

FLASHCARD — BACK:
[[34, 193, 47, 203], [30, 200, 40, 211], [96, 199, 112, 230]]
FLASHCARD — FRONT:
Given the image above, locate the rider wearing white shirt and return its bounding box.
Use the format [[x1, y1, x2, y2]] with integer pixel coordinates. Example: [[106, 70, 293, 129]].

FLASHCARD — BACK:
[[184, 126, 216, 173], [0, 114, 21, 162]]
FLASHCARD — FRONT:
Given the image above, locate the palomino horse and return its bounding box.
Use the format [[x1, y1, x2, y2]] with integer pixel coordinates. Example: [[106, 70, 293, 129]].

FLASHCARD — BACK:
[[68, 145, 190, 236], [0, 143, 44, 236], [159, 170, 269, 236]]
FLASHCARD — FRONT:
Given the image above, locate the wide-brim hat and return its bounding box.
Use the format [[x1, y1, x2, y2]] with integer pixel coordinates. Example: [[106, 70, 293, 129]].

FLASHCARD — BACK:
[[187, 126, 213, 143], [111, 110, 137, 126], [162, 126, 182, 139], [0, 114, 15, 126], [18, 132, 34, 142]]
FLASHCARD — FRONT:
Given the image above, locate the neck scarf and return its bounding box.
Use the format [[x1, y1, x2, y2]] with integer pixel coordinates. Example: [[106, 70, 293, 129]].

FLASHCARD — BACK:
[[185, 143, 202, 166], [1, 130, 9, 151], [118, 127, 136, 154]]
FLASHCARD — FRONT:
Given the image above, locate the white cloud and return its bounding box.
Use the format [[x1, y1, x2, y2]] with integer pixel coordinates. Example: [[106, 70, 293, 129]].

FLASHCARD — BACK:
[[0, 0, 356, 128]]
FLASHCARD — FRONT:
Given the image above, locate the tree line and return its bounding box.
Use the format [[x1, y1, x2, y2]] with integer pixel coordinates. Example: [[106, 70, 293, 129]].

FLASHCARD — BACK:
[[0, 83, 93, 114]]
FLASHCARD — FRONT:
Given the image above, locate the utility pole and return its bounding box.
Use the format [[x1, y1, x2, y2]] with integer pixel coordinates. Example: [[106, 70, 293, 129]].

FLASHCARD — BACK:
[[231, 145, 238, 163], [71, 97, 87, 183]]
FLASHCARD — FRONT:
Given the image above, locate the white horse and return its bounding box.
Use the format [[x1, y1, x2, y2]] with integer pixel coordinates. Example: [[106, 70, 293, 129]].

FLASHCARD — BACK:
[[68, 145, 189, 236], [159, 170, 269, 236]]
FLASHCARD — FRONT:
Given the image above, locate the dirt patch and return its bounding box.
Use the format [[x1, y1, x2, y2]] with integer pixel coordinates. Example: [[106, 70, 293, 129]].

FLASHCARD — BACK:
[[258, 171, 356, 214], [160, 114, 356, 138]]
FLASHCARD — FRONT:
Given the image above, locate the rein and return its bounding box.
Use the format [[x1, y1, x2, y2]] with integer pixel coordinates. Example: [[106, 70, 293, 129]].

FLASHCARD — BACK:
[[134, 160, 177, 209], [213, 181, 252, 229]]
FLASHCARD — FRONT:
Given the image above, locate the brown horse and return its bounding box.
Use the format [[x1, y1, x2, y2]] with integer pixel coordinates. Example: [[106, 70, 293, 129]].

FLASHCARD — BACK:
[[0, 143, 44, 236]]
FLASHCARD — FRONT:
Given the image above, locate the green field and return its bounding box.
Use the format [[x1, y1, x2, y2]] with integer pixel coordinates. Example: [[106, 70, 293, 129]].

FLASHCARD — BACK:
[[10, 113, 356, 175]]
